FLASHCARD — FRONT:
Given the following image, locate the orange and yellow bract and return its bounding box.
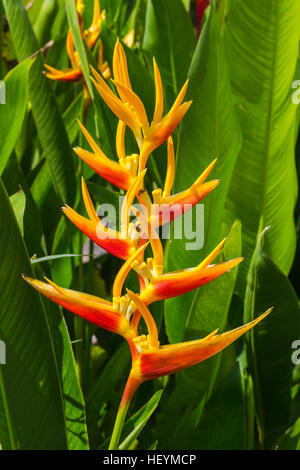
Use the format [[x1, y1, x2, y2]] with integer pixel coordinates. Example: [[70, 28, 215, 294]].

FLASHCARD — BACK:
[[23, 34, 271, 450], [44, 0, 110, 83]]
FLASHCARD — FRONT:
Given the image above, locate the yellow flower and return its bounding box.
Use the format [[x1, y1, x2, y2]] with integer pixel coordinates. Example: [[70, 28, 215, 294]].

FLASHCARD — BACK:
[[90, 39, 192, 171], [44, 0, 110, 83]]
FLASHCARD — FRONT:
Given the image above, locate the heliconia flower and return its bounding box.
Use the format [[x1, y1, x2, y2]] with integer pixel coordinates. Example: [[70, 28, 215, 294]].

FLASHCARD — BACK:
[[129, 306, 272, 382], [136, 238, 243, 305], [108, 294, 272, 449], [122, 29, 135, 48], [44, 0, 110, 83], [73, 120, 137, 190], [22, 275, 131, 337], [150, 141, 220, 225], [21, 244, 149, 341], [83, 0, 106, 49], [62, 173, 146, 260], [44, 30, 83, 82], [90, 40, 192, 170]]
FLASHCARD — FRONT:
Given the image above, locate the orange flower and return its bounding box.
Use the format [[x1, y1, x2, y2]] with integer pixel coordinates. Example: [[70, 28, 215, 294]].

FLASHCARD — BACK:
[[22, 270, 271, 384], [90, 39, 192, 171], [22, 275, 131, 337], [44, 0, 110, 83], [73, 120, 137, 190], [150, 141, 220, 226], [128, 295, 271, 382], [23, 24, 273, 451], [62, 174, 147, 260], [22, 244, 148, 341]]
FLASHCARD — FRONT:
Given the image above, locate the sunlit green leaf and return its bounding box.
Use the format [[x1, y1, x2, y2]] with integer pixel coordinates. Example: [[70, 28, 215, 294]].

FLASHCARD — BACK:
[[244, 230, 300, 448], [0, 178, 68, 449], [224, 0, 300, 292], [0, 59, 32, 176]]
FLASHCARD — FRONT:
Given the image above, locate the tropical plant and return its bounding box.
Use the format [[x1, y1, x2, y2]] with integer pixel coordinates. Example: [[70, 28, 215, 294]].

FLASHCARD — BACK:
[[0, 0, 299, 451]]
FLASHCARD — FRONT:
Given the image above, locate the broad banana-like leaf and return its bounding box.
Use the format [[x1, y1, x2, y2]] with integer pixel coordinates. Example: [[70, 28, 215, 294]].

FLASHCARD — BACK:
[[165, 3, 241, 343], [0, 59, 32, 176], [0, 178, 68, 449], [244, 231, 300, 448], [224, 0, 300, 292], [3, 0, 76, 204]]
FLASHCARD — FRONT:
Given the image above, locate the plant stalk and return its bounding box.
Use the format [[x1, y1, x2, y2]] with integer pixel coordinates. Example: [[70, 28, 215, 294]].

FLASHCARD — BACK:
[[108, 372, 141, 450]]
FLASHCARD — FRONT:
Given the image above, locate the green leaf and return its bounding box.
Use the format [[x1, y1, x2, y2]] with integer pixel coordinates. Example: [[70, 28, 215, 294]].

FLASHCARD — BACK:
[[33, 0, 57, 47], [118, 389, 163, 450], [244, 230, 300, 448], [143, 0, 196, 104], [41, 298, 89, 449], [99, 389, 163, 450], [165, 3, 242, 343], [9, 187, 26, 237], [224, 0, 300, 292], [276, 415, 300, 450], [0, 59, 32, 176], [30, 92, 83, 210], [158, 221, 242, 446], [28, 55, 76, 204], [0, 178, 68, 449], [2, 0, 39, 61], [3, 0, 76, 204], [86, 343, 131, 447], [30, 160, 52, 210], [3, 153, 46, 256], [188, 365, 245, 450]]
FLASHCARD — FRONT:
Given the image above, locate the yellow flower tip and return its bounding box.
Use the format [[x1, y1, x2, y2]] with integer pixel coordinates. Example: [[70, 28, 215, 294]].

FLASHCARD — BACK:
[[90, 66, 99, 81], [43, 276, 68, 296], [239, 307, 273, 333], [22, 274, 36, 287], [216, 237, 227, 253], [194, 178, 220, 195], [203, 328, 219, 341], [75, 121, 107, 157], [126, 290, 159, 350], [113, 242, 149, 298], [123, 29, 135, 48], [22, 273, 34, 285], [81, 177, 99, 222], [228, 257, 244, 269]]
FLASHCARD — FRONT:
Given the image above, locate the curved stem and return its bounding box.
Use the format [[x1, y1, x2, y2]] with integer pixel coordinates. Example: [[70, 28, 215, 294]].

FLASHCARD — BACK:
[[108, 371, 141, 450]]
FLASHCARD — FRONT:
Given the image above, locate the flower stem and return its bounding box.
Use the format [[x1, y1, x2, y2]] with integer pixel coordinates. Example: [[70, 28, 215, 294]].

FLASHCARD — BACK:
[[108, 372, 140, 450]]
